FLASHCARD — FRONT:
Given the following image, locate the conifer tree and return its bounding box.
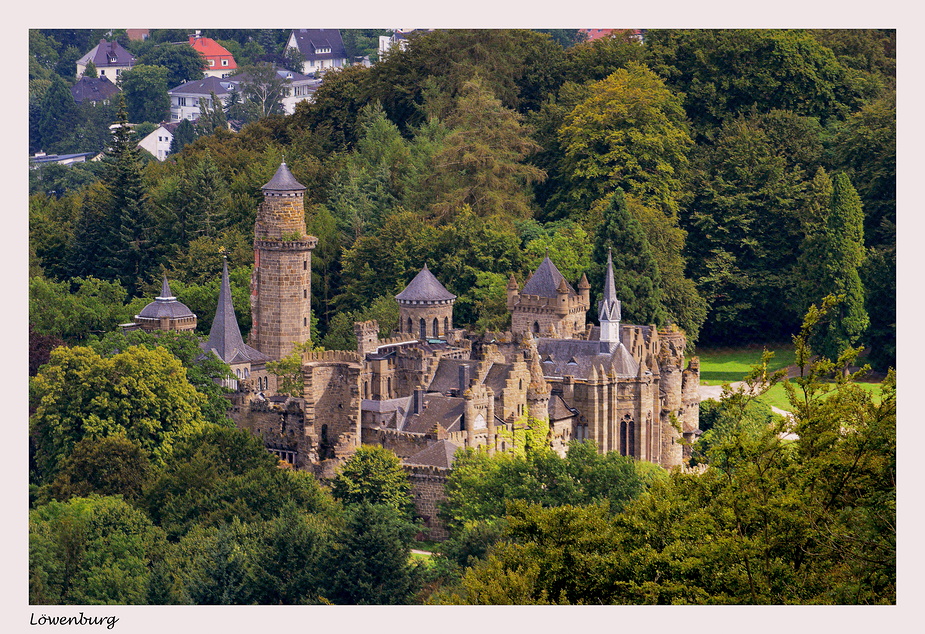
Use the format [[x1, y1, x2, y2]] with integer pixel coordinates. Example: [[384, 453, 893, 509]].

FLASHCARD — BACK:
[[36, 75, 80, 153], [809, 173, 869, 360], [591, 189, 666, 326], [101, 95, 153, 294], [169, 119, 196, 155], [83, 60, 97, 78]]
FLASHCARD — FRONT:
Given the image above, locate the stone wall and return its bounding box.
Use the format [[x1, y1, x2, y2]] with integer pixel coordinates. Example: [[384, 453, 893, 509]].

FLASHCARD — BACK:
[[405, 464, 450, 541], [362, 427, 434, 459]]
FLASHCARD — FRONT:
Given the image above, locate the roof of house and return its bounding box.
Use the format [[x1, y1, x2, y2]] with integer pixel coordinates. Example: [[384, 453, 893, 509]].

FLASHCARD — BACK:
[[136, 277, 196, 320], [169, 75, 238, 96], [549, 393, 579, 421], [395, 264, 456, 303], [70, 76, 120, 103], [189, 36, 237, 70], [427, 358, 481, 394], [30, 152, 97, 165], [202, 259, 270, 365], [521, 256, 578, 298], [262, 162, 305, 192], [289, 29, 348, 60], [77, 39, 135, 68], [536, 338, 639, 379], [404, 439, 460, 468]]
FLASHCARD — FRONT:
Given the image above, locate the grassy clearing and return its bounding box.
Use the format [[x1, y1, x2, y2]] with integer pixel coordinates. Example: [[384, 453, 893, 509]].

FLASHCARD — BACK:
[[696, 344, 884, 410], [695, 343, 796, 386]]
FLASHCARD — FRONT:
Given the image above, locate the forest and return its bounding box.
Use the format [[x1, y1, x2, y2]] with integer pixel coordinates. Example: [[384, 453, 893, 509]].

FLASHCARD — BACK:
[[28, 28, 895, 605]]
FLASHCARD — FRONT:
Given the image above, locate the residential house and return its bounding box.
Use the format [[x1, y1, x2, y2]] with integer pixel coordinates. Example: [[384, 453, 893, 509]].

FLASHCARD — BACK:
[[137, 121, 181, 161], [189, 32, 238, 78], [70, 76, 120, 105], [30, 151, 100, 168], [377, 29, 429, 58], [168, 75, 237, 121], [169, 69, 319, 121], [285, 29, 348, 75], [75, 39, 135, 80]]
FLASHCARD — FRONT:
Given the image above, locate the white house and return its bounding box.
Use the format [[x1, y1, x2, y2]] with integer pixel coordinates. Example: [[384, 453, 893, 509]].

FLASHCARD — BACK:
[[137, 122, 181, 161], [285, 29, 349, 75], [168, 76, 238, 122], [75, 39, 135, 80]]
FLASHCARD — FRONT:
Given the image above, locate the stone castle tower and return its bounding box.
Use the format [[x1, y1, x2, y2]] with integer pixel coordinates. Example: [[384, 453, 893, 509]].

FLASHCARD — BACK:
[[249, 163, 318, 360], [396, 264, 457, 339], [507, 256, 590, 338]]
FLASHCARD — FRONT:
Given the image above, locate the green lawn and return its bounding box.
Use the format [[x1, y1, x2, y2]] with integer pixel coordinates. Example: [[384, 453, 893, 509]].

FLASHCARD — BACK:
[[696, 344, 884, 411], [695, 343, 796, 385]]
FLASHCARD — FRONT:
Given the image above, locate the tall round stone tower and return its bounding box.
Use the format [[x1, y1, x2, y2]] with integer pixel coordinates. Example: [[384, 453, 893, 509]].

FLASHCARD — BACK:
[[249, 162, 318, 361]]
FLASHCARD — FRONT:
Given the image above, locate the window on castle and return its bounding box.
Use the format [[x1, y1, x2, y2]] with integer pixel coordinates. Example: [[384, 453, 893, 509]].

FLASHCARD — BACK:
[[407, 317, 413, 333], [444, 317, 449, 333], [304, 317, 307, 327], [303, 260, 307, 270], [303, 289, 307, 299], [419, 319, 426, 339], [533, 321, 540, 334], [432, 317, 438, 336]]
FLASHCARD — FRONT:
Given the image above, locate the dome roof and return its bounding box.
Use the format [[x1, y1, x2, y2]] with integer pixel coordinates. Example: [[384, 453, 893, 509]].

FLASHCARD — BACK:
[[395, 264, 456, 302], [136, 277, 195, 320]]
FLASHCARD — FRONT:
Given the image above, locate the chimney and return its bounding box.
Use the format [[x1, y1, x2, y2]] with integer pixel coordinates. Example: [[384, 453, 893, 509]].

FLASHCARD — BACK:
[[458, 364, 471, 393]]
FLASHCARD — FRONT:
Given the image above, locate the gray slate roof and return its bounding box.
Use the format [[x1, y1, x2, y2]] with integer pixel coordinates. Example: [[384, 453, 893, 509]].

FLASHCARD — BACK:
[[136, 277, 196, 320], [395, 265, 456, 302], [290, 29, 348, 61], [521, 257, 577, 298], [549, 393, 579, 421], [77, 39, 135, 68], [169, 75, 238, 96], [536, 338, 639, 379], [202, 259, 270, 365], [401, 394, 464, 434], [404, 439, 460, 468], [70, 76, 120, 103], [427, 358, 480, 394], [262, 162, 305, 192]]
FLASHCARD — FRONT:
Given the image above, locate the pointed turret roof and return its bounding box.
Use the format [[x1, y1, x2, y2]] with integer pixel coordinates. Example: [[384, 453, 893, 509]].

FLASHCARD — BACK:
[[521, 257, 577, 298], [203, 259, 270, 365], [262, 162, 305, 192], [136, 276, 195, 320], [598, 249, 622, 322], [395, 264, 456, 302]]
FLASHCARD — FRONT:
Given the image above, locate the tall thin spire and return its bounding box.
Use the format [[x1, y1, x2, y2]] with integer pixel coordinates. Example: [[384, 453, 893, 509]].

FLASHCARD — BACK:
[[598, 248, 621, 348], [204, 258, 268, 364], [156, 275, 175, 300]]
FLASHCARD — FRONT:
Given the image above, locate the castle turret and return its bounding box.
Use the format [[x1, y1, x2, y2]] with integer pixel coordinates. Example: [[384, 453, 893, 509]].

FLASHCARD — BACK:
[[509, 256, 590, 338], [395, 264, 456, 340], [250, 162, 318, 360]]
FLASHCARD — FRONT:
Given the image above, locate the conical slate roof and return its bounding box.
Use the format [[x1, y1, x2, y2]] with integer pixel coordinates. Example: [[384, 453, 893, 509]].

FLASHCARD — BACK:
[[395, 264, 456, 302], [598, 249, 622, 322], [137, 276, 196, 320], [203, 259, 269, 364], [521, 257, 577, 298], [262, 162, 305, 192]]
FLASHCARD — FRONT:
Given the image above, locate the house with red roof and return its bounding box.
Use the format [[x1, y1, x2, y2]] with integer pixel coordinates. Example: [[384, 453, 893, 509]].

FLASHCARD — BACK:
[[189, 32, 238, 78]]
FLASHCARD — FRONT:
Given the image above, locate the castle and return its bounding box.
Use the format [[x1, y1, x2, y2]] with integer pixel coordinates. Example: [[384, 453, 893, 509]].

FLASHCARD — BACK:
[[135, 163, 701, 538]]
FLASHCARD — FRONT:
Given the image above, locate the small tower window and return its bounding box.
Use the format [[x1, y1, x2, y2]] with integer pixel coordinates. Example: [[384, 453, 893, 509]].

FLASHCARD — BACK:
[[303, 289, 308, 299], [304, 317, 307, 327], [303, 260, 307, 270]]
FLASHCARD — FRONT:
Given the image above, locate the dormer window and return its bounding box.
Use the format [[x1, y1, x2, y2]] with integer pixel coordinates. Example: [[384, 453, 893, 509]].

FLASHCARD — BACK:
[[221, 59, 229, 66]]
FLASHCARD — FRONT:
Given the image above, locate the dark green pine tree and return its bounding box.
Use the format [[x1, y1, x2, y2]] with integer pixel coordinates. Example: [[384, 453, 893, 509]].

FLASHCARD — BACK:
[[811, 173, 870, 360], [591, 189, 667, 326], [180, 151, 231, 240], [102, 95, 154, 295], [169, 118, 196, 155], [36, 75, 81, 154]]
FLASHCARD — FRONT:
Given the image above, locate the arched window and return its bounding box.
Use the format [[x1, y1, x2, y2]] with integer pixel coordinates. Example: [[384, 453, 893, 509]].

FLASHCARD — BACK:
[[533, 321, 540, 334], [444, 316, 449, 333], [387, 376, 392, 396], [620, 416, 636, 457], [419, 318, 426, 339], [432, 317, 439, 337], [407, 317, 413, 334]]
